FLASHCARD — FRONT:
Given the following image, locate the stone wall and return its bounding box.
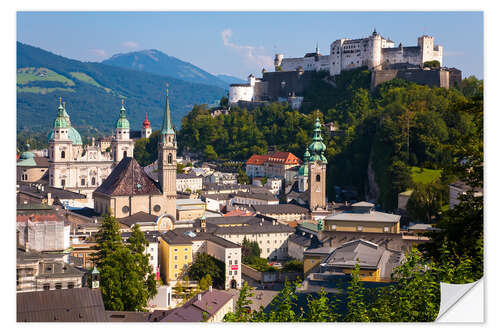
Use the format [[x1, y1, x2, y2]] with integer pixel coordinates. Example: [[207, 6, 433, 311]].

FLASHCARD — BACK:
[[370, 68, 455, 90]]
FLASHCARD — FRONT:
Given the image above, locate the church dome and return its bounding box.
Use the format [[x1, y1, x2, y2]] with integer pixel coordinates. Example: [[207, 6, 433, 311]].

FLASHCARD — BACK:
[[47, 126, 83, 145], [142, 113, 151, 128], [20, 151, 35, 160], [116, 104, 130, 129]]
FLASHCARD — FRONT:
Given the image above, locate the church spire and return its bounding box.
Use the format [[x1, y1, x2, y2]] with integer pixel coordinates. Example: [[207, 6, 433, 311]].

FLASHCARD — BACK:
[[307, 116, 327, 164], [161, 84, 175, 142], [116, 99, 130, 129]]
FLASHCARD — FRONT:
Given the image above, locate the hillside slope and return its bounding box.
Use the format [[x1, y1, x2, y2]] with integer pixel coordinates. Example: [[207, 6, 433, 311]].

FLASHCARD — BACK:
[[17, 42, 226, 137], [102, 49, 230, 89]]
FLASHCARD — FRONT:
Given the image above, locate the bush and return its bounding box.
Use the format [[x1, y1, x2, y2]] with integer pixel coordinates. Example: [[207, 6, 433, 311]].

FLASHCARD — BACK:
[[282, 260, 304, 272]]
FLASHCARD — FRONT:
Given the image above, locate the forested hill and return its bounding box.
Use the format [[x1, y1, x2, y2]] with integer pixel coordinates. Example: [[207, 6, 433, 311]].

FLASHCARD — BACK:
[[102, 49, 230, 89], [16, 42, 226, 137], [177, 68, 483, 210]]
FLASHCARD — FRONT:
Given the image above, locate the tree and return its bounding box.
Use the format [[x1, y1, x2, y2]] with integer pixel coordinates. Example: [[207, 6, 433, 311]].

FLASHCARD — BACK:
[[265, 279, 301, 322], [199, 274, 212, 290], [93, 215, 157, 311], [220, 96, 229, 108], [423, 60, 440, 68], [237, 167, 250, 185], [204, 144, 218, 161], [344, 264, 370, 322], [406, 182, 447, 223], [127, 225, 158, 301], [242, 237, 261, 263], [187, 253, 225, 288], [224, 281, 255, 322], [91, 212, 123, 265], [304, 288, 339, 322]]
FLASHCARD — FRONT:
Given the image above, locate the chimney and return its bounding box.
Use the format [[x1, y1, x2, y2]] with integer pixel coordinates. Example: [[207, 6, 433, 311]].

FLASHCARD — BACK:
[[209, 286, 212, 292], [198, 293, 202, 301]]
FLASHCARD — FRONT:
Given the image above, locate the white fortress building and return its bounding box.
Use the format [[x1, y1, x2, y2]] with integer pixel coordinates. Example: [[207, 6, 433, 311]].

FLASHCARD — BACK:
[[275, 30, 443, 76]]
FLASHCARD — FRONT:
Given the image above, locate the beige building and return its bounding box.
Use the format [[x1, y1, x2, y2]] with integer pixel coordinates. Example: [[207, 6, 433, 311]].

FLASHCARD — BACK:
[[324, 201, 400, 233], [252, 204, 308, 223], [17, 151, 49, 183], [93, 88, 177, 223], [176, 198, 206, 221], [47, 99, 134, 198]]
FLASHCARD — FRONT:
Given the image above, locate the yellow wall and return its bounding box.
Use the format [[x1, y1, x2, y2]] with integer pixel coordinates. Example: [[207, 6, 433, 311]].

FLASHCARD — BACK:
[[325, 220, 399, 233], [159, 238, 193, 284], [341, 267, 382, 282]]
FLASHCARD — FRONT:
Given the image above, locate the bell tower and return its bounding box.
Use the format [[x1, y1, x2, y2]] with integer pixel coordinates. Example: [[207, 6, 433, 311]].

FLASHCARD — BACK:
[[307, 117, 328, 211], [111, 100, 134, 164], [48, 98, 72, 188], [158, 84, 177, 217]]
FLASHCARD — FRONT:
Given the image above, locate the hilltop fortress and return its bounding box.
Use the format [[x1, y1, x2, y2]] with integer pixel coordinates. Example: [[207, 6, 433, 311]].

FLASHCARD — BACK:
[[229, 30, 459, 107], [275, 30, 443, 76]]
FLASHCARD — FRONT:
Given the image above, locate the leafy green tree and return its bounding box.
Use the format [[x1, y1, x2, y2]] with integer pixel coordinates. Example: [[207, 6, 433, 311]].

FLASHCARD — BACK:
[[92, 212, 122, 265], [199, 274, 212, 290], [127, 224, 157, 300], [187, 253, 225, 288], [220, 96, 229, 108], [204, 144, 218, 161], [177, 163, 186, 173], [406, 182, 448, 223], [266, 279, 301, 322], [242, 237, 261, 263], [423, 60, 440, 68], [237, 167, 250, 184], [344, 263, 370, 322], [224, 281, 255, 322], [304, 288, 339, 322]]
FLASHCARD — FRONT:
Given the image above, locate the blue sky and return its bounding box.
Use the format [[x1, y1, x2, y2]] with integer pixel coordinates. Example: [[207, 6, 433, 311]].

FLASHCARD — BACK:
[[17, 12, 483, 79]]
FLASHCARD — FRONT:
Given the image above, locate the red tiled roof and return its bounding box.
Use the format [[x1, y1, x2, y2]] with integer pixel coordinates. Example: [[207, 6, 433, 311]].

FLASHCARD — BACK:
[[223, 209, 254, 217], [246, 154, 269, 165], [246, 152, 301, 166]]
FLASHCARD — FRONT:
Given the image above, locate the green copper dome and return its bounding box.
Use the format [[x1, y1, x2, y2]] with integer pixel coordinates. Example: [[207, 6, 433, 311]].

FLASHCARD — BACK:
[[116, 103, 130, 129], [47, 126, 83, 145], [298, 148, 310, 176], [20, 151, 35, 160], [54, 102, 69, 129], [307, 117, 328, 164], [47, 99, 82, 145]]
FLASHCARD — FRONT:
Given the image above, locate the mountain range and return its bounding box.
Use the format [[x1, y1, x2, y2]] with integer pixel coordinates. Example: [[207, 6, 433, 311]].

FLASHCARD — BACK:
[[16, 43, 235, 138], [102, 49, 245, 89]]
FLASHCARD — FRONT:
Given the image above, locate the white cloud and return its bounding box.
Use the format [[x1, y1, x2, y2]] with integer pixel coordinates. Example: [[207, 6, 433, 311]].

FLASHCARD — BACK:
[[122, 41, 139, 49], [89, 49, 107, 57], [221, 28, 273, 70]]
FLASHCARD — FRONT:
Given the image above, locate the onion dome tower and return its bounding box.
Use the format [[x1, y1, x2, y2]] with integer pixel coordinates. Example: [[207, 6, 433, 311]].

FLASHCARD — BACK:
[[307, 116, 327, 211], [111, 100, 134, 163], [308, 117, 328, 163], [141, 113, 152, 138]]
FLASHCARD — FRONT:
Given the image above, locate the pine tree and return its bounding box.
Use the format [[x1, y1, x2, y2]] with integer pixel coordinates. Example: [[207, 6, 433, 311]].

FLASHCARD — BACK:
[[91, 212, 122, 265]]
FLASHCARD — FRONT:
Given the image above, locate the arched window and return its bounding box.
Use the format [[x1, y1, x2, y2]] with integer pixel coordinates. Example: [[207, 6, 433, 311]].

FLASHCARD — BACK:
[[168, 153, 172, 164], [91, 177, 96, 185], [316, 174, 321, 182], [61, 179, 66, 187], [81, 178, 85, 186], [61, 151, 65, 159], [123, 151, 127, 158]]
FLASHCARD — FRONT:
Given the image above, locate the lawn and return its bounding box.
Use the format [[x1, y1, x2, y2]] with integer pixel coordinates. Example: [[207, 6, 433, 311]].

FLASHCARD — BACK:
[[17, 67, 74, 86], [410, 166, 442, 184]]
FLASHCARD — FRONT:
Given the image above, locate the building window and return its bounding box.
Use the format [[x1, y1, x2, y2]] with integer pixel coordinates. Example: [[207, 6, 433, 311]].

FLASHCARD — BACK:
[[175, 273, 178, 278], [174, 255, 178, 260], [184, 248, 188, 252], [122, 205, 129, 214], [91, 177, 96, 185], [123, 151, 127, 158], [267, 248, 270, 253], [55, 283, 62, 290], [235, 260, 238, 265], [43, 284, 50, 290], [61, 151, 65, 159], [174, 264, 178, 269], [184, 255, 187, 260], [61, 179, 65, 187], [153, 204, 161, 212], [331, 225, 337, 231], [67, 282, 74, 289], [174, 248, 178, 252], [383, 227, 390, 232], [357, 226, 363, 231], [81, 178, 85, 186], [168, 153, 173, 164], [316, 174, 320, 182], [229, 260, 232, 265]]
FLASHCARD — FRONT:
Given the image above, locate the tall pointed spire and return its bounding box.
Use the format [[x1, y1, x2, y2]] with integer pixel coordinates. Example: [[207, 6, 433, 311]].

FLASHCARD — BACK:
[[161, 83, 175, 142], [307, 115, 327, 164]]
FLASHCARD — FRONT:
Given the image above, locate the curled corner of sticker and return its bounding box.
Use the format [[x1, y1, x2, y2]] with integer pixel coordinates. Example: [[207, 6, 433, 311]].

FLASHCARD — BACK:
[[435, 278, 484, 322]]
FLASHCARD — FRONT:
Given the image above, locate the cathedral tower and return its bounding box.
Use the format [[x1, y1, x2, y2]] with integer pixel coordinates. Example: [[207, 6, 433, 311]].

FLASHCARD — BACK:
[[111, 100, 134, 163], [48, 98, 72, 188], [158, 85, 177, 218], [308, 117, 328, 211]]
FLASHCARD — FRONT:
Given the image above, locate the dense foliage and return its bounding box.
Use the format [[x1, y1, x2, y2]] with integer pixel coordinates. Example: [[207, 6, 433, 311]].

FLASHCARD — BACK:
[[187, 253, 225, 289], [178, 67, 483, 210], [92, 214, 157, 311]]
